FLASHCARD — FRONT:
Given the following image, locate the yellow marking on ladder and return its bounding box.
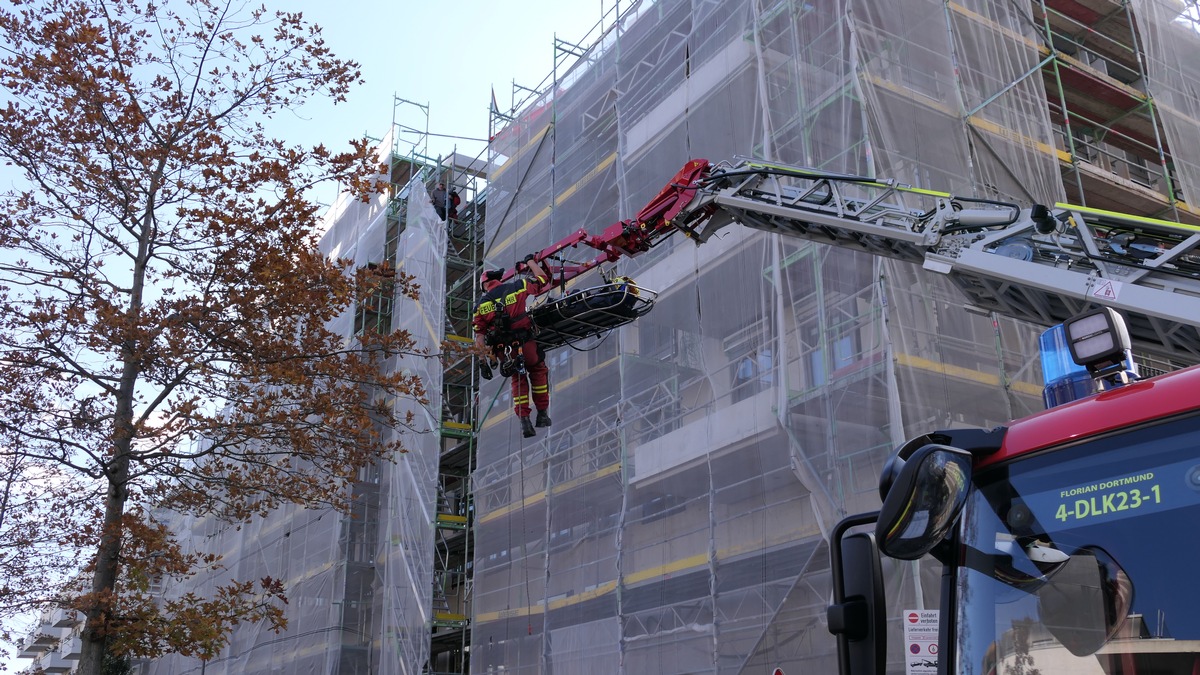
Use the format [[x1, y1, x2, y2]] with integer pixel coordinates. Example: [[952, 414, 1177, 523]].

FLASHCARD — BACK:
[[1055, 202, 1200, 234]]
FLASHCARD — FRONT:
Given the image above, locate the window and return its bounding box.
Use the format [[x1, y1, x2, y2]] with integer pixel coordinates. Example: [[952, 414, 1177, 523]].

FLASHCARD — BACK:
[[724, 319, 772, 402]]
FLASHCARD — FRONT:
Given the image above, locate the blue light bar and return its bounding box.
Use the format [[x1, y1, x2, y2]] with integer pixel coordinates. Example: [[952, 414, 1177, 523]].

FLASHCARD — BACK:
[[1039, 324, 1096, 408]]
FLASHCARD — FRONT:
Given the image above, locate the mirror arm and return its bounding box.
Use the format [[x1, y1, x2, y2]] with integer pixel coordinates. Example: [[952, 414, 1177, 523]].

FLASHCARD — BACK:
[[830, 511, 881, 612], [828, 598, 869, 640], [928, 537, 957, 566], [896, 428, 1005, 461], [828, 510, 883, 675]]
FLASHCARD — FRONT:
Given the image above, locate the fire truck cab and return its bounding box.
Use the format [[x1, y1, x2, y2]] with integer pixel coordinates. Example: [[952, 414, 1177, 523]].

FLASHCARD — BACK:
[[828, 312, 1200, 675]]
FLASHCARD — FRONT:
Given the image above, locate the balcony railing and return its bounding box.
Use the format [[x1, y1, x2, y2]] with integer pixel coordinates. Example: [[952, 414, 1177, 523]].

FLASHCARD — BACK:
[[17, 625, 69, 657]]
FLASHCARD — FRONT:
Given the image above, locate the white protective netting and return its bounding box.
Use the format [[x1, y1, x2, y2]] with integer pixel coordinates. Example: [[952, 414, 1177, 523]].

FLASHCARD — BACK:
[[1130, 0, 1200, 209], [472, 1, 1086, 673], [145, 135, 446, 674]]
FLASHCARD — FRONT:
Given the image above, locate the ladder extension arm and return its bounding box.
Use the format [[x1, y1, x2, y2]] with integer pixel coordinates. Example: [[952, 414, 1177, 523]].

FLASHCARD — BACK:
[[497, 157, 1200, 362]]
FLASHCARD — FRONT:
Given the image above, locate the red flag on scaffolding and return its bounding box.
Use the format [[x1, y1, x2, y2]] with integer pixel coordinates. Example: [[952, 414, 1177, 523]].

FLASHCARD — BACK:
[[489, 87, 501, 142]]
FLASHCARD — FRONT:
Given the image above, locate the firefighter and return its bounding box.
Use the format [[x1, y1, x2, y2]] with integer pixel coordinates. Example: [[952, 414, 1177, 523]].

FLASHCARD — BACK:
[[473, 255, 552, 438]]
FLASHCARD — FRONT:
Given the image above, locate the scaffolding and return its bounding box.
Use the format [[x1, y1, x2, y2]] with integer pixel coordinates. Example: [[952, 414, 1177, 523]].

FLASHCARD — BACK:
[[470, 1, 1200, 674], [134, 1, 1200, 674], [140, 107, 487, 673]]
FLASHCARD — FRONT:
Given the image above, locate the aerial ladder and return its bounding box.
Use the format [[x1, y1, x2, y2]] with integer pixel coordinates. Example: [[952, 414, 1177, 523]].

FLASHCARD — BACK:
[[490, 157, 1200, 364]]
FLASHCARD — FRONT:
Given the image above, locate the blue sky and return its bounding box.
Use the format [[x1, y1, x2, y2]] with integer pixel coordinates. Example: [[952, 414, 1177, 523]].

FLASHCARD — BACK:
[[280, 1, 613, 204]]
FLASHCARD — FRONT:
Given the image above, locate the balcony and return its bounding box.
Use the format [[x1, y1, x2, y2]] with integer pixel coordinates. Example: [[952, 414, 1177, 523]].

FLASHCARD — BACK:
[[17, 626, 69, 658], [39, 652, 75, 673], [59, 635, 82, 659], [48, 607, 80, 629]]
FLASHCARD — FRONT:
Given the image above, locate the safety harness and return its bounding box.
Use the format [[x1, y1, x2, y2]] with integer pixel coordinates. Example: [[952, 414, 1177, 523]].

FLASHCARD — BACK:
[[475, 278, 539, 378]]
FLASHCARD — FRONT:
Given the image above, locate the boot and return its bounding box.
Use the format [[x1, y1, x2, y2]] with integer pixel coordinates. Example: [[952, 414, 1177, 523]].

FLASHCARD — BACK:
[[520, 416, 536, 438], [535, 410, 552, 428]]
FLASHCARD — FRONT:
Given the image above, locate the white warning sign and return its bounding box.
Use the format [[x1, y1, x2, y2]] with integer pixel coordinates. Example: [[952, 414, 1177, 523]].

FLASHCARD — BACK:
[[903, 609, 939, 675], [1090, 279, 1122, 302]]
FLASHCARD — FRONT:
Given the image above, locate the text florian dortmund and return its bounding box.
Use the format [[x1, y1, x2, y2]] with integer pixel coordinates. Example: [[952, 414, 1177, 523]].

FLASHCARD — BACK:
[[1056, 474, 1161, 522]]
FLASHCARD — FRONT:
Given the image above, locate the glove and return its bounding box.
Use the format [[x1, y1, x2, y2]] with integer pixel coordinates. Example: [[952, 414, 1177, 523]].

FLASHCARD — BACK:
[[517, 253, 536, 269]]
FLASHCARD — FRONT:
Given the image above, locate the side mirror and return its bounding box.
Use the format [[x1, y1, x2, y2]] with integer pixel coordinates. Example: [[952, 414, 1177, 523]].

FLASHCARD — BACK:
[[828, 513, 886, 675], [876, 444, 972, 560]]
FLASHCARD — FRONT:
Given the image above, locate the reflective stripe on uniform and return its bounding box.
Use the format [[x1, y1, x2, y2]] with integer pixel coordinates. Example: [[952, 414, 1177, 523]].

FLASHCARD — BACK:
[[475, 280, 530, 317]]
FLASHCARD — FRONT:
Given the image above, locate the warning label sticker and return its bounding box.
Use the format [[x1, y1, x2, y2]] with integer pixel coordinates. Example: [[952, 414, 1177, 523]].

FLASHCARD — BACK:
[[1090, 279, 1122, 302], [903, 609, 939, 675]]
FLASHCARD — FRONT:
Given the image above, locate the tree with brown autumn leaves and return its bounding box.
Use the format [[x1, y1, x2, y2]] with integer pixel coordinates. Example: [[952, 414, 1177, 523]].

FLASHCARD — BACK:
[[0, 0, 423, 672]]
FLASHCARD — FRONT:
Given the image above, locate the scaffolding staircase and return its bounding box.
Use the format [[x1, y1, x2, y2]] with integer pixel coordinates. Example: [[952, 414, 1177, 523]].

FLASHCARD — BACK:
[[389, 98, 480, 674], [431, 153, 482, 675], [674, 158, 1200, 364], [430, 570, 469, 629]]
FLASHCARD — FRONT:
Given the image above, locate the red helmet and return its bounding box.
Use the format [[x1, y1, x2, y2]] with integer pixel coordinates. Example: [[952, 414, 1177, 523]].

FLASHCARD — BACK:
[[479, 268, 503, 289]]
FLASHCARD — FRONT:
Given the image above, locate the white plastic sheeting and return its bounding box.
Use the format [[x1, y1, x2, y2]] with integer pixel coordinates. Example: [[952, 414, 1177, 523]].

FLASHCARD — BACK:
[[471, 0, 1196, 673], [1131, 0, 1200, 208], [377, 177, 447, 674], [145, 137, 446, 674]]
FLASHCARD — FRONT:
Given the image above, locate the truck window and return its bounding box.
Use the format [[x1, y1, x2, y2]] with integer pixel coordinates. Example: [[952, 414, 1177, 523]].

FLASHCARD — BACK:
[[955, 412, 1200, 675]]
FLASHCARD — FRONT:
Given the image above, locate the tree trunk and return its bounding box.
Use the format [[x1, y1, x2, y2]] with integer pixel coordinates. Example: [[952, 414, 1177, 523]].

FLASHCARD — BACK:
[[78, 174, 154, 675], [79, 331, 141, 675], [78, 447, 131, 675]]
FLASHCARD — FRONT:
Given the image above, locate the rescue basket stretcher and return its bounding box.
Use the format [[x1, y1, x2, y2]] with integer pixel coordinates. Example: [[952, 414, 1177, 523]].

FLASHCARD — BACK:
[[528, 282, 658, 351]]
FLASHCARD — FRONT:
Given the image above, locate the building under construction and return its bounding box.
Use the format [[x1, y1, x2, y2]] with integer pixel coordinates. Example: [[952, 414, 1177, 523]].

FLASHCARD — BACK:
[[466, 0, 1199, 673], [116, 1, 1200, 674]]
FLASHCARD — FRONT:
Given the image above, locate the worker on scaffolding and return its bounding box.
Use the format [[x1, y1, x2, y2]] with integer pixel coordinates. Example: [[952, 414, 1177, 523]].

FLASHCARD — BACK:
[[431, 182, 460, 221], [473, 255, 553, 439]]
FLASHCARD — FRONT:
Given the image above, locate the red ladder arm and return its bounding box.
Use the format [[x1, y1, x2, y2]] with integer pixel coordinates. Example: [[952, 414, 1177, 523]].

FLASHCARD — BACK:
[[493, 159, 713, 294]]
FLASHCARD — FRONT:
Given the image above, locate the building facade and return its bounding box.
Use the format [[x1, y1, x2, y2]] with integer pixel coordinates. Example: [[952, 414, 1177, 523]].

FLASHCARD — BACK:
[[135, 136, 460, 675], [469, 0, 1199, 673], [74, 1, 1200, 674]]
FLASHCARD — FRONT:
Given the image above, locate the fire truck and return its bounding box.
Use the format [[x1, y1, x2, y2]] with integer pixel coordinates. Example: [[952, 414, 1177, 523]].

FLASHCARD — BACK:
[[483, 157, 1200, 675], [825, 318, 1200, 675]]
